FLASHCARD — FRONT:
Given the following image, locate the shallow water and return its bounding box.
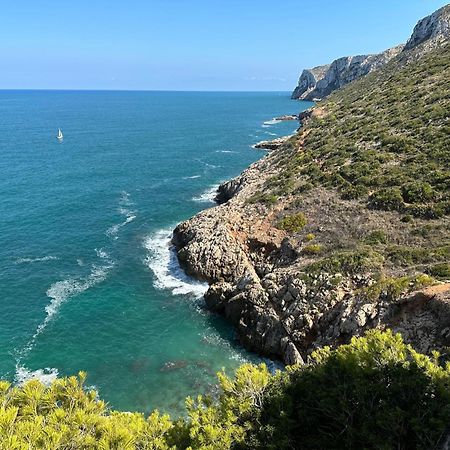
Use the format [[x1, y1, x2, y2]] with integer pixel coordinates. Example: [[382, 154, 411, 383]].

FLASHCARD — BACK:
[[0, 90, 312, 415]]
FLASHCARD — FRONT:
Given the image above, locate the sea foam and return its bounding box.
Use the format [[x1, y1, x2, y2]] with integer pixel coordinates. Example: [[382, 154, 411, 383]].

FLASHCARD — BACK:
[[16, 250, 115, 366], [192, 184, 220, 203], [15, 365, 59, 386], [105, 191, 137, 238], [15, 256, 58, 264], [143, 229, 208, 298], [263, 118, 282, 126]]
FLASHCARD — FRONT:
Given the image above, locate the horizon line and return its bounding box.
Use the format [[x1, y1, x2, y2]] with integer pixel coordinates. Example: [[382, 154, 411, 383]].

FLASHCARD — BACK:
[[0, 88, 294, 93]]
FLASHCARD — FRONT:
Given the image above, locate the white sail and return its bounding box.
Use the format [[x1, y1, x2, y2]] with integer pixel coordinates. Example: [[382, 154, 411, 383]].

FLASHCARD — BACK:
[[57, 128, 63, 139]]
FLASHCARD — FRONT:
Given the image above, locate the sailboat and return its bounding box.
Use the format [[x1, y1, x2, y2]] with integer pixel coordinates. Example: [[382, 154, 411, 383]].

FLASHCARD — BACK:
[[57, 128, 63, 140]]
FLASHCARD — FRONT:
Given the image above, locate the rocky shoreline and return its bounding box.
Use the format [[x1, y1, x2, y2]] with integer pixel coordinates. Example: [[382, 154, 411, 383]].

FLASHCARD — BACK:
[[252, 135, 293, 151], [171, 132, 450, 364], [171, 5, 450, 365]]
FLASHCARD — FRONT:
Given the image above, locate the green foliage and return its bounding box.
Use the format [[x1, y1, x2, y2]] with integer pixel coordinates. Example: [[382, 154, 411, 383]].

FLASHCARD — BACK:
[[0, 372, 174, 449], [363, 229, 388, 245], [1, 332, 449, 449], [363, 274, 435, 302], [305, 247, 384, 275], [245, 192, 278, 205], [276, 213, 307, 233], [402, 181, 435, 203], [305, 233, 315, 241], [369, 187, 404, 211], [302, 243, 323, 255], [240, 330, 450, 450], [427, 262, 450, 279], [386, 244, 450, 266], [268, 43, 450, 218]]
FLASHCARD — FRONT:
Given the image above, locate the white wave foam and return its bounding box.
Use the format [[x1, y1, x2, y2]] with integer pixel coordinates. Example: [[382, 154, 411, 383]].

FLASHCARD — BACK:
[[143, 229, 208, 298], [95, 248, 110, 259], [183, 175, 201, 179], [192, 184, 219, 203], [41, 263, 112, 334], [215, 150, 236, 154], [15, 366, 59, 386], [15, 256, 58, 264], [16, 252, 115, 367], [265, 131, 277, 136], [105, 192, 137, 238], [263, 118, 282, 126]]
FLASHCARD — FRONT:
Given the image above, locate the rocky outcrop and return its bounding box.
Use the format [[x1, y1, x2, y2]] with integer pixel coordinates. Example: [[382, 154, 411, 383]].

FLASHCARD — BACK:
[[404, 4, 450, 51], [253, 136, 292, 151], [292, 4, 450, 100], [273, 114, 299, 121], [172, 145, 450, 364], [291, 45, 403, 100]]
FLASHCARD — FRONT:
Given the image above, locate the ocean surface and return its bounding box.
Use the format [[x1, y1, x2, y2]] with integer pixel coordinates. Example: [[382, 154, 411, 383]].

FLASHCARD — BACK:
[[0, 90, 312, 415]]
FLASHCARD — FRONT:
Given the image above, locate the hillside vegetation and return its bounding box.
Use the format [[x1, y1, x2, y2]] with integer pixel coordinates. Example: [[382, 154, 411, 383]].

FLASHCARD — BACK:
[[254, 42, 450, 281], [1, 331, 449, 449]]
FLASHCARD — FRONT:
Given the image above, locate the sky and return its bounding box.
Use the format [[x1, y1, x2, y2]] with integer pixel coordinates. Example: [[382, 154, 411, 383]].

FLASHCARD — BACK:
[[1, 0, 448, 91]]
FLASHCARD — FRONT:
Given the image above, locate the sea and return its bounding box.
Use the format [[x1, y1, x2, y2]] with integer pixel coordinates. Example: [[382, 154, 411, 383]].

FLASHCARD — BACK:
[[0, 90, 312, 415]]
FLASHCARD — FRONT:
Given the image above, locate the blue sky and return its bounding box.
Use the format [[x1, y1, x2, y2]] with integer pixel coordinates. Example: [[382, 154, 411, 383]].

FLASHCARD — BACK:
[[1, 0, 448, 90]]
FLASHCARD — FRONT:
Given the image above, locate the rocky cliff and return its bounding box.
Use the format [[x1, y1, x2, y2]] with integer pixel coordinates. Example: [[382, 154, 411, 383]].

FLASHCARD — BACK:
[[292, 4, 450, 100], [291, 45, 403, 101], [173, 9, 450, 365]]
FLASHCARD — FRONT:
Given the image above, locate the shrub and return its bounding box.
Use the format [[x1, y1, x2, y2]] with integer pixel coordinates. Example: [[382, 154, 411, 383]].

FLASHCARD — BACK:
[[241, 330, 450, 450], [305, 233, 315, 241], [363, 230, 388, 245], [402, 181, 435, 203], [306, 248, 384, 275], [303, 244, 323, 255], [369, 187, 404, 211], [246, 192, 278, 205], [427, 263, 450, 279], [276, 213, 307, 233], [1, 332, 449, 450]]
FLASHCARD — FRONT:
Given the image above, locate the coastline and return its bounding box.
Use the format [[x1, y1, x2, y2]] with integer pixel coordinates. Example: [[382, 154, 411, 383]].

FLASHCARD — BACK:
[[171, 109, 450, 364]]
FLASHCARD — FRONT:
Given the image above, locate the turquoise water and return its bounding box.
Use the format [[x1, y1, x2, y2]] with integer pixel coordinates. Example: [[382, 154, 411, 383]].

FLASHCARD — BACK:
[[0, 90, 312, 415]]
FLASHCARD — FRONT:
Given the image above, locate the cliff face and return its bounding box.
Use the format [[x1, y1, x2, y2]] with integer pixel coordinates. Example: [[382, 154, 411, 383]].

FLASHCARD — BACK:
[[173, 9, 450, 365], [292, 46, 403, 100], [404, 4, 450, 51], [292, 4, 450, 100]]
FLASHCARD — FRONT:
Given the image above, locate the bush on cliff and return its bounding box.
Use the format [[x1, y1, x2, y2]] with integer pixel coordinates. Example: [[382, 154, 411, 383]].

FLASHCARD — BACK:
[[239, 330, 450, 450], [1, 330, 449, 449]]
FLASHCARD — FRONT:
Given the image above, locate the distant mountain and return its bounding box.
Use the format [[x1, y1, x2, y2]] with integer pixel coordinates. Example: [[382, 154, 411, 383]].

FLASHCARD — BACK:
[[292, 4, 450, 100]]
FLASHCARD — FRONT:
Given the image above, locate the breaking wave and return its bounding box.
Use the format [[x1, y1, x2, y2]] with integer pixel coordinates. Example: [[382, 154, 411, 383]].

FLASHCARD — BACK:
[[15, 366, 59, 386], [143, 228, 208, 298], [192, 184, 220, 203]]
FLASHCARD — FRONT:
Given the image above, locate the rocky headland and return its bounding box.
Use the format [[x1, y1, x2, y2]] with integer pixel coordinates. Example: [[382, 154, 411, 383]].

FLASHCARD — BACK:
[[173, 6, 450, 365], [292, 4, 450, 101]]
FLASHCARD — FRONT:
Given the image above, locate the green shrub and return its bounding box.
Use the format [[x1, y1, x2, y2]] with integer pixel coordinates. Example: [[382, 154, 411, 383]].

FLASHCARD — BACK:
[[402, 181, 435, 203], [369, 187, 404, 211], [1, 331, 449, 449], [305, 233, 315, 241], [363, 230, 388, 245], [276, 213, 307, 233], [302, 244, 323, 255], [306, 248, 384, 275], [241, 330, 450, 450], [246, 192, 278, 205], [427, 263, 450, 279]]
